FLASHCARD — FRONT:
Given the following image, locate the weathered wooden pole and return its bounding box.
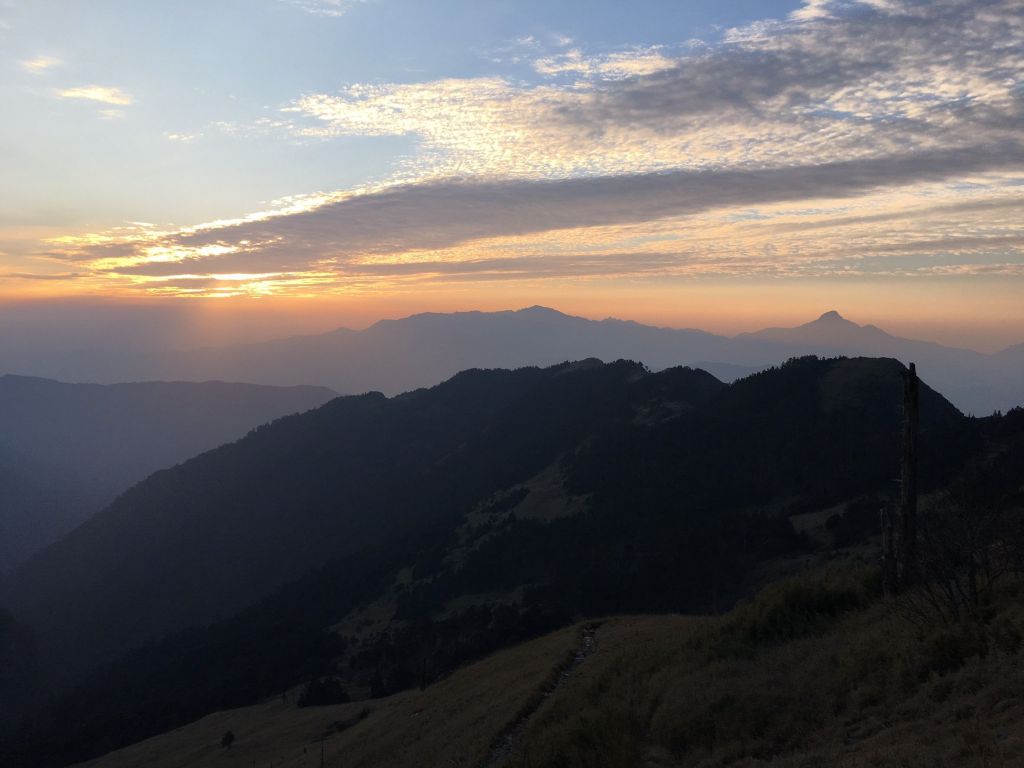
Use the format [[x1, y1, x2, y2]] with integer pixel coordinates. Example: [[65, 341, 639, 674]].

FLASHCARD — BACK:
[[897, 362, 919, 589]]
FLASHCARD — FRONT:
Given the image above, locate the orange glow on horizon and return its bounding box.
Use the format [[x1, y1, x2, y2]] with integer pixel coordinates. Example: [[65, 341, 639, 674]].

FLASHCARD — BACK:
[[4, 276, 1021, 353]]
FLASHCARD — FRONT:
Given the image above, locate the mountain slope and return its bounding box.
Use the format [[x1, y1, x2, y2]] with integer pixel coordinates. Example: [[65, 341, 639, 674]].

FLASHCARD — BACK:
[[1, 361, 718, 684], [70, 624, 586, 768], [994, 342, 1024, 378], [1, 356, 987, 767], [71, 561, 1024, 768], [0, 376, 336, 571], [0, 444, 105, 574]]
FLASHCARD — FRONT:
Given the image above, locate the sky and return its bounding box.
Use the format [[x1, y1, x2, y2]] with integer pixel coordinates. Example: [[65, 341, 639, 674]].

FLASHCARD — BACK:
[[1, 0, 1022, 349]]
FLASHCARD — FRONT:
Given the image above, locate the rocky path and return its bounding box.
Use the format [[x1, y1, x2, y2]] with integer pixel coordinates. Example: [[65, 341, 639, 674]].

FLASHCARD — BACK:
[[478, 624, 599, 768]]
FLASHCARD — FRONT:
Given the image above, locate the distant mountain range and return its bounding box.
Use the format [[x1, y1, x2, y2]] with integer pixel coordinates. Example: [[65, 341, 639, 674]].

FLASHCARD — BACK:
[[737, 310, 1023, 414], [6, 306, 1016, 415], [0, 376, 335, 571]]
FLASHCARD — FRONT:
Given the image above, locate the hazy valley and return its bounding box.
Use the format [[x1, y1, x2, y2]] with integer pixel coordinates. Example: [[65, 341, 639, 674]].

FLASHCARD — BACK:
[[0, 377, 335, 572]]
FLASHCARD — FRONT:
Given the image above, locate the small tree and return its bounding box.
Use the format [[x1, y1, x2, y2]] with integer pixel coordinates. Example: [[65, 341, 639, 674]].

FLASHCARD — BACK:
[[221, 730, 235, 750], [897, 474, 1024, 628]]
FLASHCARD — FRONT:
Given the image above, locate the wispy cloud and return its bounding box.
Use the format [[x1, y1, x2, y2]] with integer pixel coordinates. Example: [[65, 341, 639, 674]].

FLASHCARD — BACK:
[[55, 85, 133, 106], [280, 0, 369, 17], [20, 55, 60, 73], [165, 132, 201, 143], [1, 271, 84, 281], [532, 46, 677, 80]]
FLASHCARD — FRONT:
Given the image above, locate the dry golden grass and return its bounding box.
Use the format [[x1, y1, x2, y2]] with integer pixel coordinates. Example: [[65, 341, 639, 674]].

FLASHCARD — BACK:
[[76, 624, 581, 768], [505, 563, 1024, 768], [77, 562, 1024, 768]]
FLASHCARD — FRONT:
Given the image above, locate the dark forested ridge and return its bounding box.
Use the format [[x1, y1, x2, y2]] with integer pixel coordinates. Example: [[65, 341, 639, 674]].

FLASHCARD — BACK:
[[2, 356, 1019, 766], [0, 375, 336, 571], [1, 360, 715, 682]]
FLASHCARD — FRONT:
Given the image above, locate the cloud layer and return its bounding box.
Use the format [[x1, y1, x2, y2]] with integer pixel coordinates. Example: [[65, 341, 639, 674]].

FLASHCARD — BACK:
[[34, 0, 1024, 297], [54, 85, 133, 105]]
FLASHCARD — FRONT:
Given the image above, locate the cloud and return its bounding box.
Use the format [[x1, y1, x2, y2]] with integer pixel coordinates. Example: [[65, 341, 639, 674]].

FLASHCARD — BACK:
[[52, 142, 1024, 283], [532, 47, 678, 80], [165, 132, 201, 143], [916, 263, 1024, 276], [762, 197, 1024, 235], [20, 55, 60, 73], [789, 0, 904, 22], [557, 0, 1022, 143], [55, 85, 133, 106], [280, 0, 369, 17], [278, 0, 1022, 185], [36, 0, 1024, 297], [173, 142, 1022, 254], [1, 271, 84, 281]]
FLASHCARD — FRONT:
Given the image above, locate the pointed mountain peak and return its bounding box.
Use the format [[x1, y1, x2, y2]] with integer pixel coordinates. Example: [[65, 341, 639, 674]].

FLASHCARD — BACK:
[[816, 310, 847, 323], [516, 305, 566, 318]]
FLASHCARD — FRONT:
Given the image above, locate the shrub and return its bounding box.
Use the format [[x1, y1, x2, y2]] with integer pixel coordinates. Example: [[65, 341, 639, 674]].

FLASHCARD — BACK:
[[725, 564, 876, 647]]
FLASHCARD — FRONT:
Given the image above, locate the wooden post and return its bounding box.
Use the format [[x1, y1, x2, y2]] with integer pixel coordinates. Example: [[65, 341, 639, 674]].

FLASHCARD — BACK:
[[897, 362, 919, 589]]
